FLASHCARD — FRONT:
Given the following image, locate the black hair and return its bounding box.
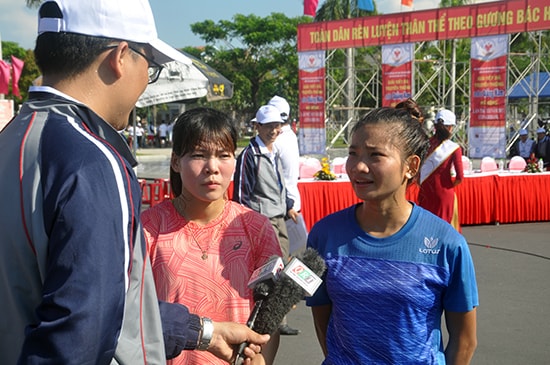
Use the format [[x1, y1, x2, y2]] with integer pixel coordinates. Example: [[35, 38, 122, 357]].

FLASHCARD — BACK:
[[395, 98, 424, 124], [34, 33, 146, 79], [170, 107, 238, 196], [434, 122, 452, 142], [35, 32, 111, 78], [351, 108, 429, 182]]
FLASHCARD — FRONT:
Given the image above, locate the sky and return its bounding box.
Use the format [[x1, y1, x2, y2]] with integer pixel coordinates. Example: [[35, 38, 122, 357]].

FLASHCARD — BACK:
[[0, 0, 443, 52]]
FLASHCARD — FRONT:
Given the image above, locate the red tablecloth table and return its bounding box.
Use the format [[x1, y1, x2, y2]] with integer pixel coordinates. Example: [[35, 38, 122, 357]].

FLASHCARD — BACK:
[[144, 173, 550, 231]]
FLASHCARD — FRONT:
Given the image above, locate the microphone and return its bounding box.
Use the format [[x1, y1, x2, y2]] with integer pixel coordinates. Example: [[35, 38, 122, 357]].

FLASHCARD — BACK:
[[233, 249, 326, 365], [252, 248, 326, 335], [233, 257, 284, 365]]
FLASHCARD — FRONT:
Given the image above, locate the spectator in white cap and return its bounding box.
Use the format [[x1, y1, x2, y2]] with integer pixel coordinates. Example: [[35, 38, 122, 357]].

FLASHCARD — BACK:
[[233, 104, 298, 264], [418, 109, 464, 232], [0, 0, 268, 364], [270, 95, 304, 336], [534, 127, 550, 170], [510, 129, 535, 160]]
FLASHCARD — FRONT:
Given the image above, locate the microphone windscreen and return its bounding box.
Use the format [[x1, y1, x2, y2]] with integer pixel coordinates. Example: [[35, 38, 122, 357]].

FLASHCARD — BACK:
[[251, 248, 326, 335], [298, 247, 327, 277], [251, 275, 304, 335]]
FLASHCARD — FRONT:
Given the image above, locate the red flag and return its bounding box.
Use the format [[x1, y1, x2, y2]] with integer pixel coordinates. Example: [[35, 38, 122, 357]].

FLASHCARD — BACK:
[[402, 0, 413, 7], [11, 55, 24, 98], [0, 60, 10, 95], [304, 0, 319, 17]]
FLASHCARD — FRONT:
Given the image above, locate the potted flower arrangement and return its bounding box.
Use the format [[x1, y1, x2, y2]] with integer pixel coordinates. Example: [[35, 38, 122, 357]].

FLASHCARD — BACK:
[[524, 153, 542, 173], [314, 157, 337, 181]]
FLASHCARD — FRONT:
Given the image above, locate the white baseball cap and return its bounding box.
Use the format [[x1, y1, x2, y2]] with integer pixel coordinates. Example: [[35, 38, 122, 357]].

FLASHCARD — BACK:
[[37, 0, 190, 66], [536, 127, 546, 134], [519, 129, 528, 136], [256, 105, 284, 125], [268, 95, 290, 121], [434, 109, 456, 126]]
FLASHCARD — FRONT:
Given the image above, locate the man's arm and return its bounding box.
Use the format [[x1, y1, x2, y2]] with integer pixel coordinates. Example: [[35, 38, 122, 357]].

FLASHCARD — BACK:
[[444, 308, 477, 365], [233, 147, 257, 207]]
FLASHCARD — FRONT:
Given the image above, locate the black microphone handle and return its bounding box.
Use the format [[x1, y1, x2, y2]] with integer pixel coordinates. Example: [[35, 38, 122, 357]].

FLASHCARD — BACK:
[[233, 290, 269, 365]]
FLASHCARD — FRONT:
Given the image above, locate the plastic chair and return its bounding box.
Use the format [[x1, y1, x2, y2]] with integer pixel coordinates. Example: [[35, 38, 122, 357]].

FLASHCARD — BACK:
[[299, 157, 322, 179], [331, 157, 347, 174], [480, 157, 498, 172], [508, 155, 527, 172], [461, 155, 472, 174]]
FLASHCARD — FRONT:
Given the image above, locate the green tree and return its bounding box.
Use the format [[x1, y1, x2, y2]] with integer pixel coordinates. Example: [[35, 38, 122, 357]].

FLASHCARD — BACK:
[[190, 13, 311, 122]]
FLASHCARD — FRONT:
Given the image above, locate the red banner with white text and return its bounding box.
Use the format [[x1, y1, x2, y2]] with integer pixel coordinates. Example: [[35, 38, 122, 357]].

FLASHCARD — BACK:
[[381, 43, 413, 107], [297, 0, 550, 51], [469, 34, 508, 159], [298, 51, 326, 155]]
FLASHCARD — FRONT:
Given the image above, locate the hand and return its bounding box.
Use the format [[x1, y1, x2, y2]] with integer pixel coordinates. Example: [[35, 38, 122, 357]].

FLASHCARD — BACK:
[[287, 208, 299, 223], [207, 321, 270, 364]]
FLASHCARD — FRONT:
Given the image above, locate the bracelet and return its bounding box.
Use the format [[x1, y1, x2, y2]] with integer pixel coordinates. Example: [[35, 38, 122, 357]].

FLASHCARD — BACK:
[[197, 317, 213, 351]]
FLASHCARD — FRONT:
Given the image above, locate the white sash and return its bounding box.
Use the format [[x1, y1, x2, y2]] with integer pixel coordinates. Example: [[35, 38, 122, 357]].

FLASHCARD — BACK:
[[419, 140, 460, 184]]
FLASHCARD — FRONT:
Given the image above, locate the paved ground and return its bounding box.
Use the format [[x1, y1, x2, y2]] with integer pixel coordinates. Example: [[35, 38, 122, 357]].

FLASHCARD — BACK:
[[136, 149, 550, 364]]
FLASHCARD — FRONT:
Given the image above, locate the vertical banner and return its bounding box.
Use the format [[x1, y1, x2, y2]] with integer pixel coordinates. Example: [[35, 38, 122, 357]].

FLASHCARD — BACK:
[[303, 0, 319, 17], [469, 35, 508, 159], [381, 43, 413, 107], [0, 60, 10, 95], [298, 50, 326, 155], [10, 56, 24, 98]]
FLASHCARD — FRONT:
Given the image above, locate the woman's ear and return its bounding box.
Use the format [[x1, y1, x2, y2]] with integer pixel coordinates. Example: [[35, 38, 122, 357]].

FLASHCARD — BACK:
[[406, 155, 421, 179], [170, 152, 180, 172]]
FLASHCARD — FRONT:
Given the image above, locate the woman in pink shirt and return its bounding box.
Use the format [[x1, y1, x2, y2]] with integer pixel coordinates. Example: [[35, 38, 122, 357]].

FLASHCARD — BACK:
[[142, 108, 282, 365]]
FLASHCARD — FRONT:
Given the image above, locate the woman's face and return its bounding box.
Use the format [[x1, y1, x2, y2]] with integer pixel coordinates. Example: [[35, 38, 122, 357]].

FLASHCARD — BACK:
[[346, 124, 411, 202], [171, 142, 235, 203]]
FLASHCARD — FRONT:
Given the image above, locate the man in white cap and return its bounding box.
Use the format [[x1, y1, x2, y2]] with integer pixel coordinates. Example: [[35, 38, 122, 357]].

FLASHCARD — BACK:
[[269, 96, 304, 336], [511, 129, 534, 160], [233, 105, 298, 261], [0, 1, 268, 364], [534, 127, 549, 170]]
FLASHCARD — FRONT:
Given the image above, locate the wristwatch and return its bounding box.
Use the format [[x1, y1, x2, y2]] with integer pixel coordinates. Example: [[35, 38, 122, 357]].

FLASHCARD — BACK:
[[197, 317, 213, 351]]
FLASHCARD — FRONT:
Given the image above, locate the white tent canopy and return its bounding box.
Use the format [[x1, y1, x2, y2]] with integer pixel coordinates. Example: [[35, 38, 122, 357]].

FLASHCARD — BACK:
[[136, 60, 209, 108]]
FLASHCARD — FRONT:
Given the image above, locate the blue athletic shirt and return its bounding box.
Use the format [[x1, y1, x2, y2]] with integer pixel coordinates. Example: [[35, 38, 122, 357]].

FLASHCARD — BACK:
[[306, 203, 478, 364]]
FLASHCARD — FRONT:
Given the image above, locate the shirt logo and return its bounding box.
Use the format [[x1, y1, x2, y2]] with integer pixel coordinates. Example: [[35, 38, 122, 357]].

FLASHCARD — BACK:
[[420, 237, 441, 254]]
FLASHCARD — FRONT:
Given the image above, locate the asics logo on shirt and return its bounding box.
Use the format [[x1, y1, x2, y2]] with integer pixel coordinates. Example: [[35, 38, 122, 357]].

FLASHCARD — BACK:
[[419, 237, 440, 254]]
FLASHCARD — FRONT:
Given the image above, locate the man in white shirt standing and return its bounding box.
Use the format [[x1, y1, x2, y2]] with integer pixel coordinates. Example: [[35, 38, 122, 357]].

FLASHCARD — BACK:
[[270, 95, 307, 336]]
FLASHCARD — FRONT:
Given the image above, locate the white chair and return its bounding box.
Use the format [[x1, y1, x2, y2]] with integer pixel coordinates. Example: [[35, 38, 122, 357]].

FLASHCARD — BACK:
[[480, 157, 498, 172], [461, 155, 472, 174], [331, 157, 347, 174], [299, 157, 322, 179], [508, 155, 527, 172]]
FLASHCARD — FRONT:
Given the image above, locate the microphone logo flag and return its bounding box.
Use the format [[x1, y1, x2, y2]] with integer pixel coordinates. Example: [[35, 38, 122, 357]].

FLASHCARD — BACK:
[[247, 256, 284, 289], [283, 257, 323, 296]]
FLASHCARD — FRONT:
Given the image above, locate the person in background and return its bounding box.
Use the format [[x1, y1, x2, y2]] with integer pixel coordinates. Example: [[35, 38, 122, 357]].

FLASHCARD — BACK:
[[233, 105, 298, 259], [534, 127, 550, 170], [418, 109, 464, 232], [307, 108, 478, 364], [510, 129, 535, 161], [0, 1, 268, 363], [142, 108, 282, 365], [159, 119, 169, 147], [270, 95, 304, 336]]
